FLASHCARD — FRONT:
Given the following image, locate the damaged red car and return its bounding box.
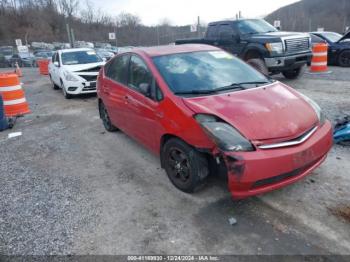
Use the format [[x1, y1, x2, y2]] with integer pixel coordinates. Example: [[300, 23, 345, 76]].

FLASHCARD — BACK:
[[97, 44, 333, 199]]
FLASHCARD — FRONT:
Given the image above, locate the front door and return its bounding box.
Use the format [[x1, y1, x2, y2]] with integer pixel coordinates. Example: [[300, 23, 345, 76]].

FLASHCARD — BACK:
[[121, 55, 164, 152]]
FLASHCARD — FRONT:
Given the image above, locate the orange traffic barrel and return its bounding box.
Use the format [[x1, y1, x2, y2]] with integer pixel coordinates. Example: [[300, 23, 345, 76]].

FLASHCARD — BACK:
[[0, 73, 30, 117], [310, 43, 329, 73], [37, 60, 50, 75]]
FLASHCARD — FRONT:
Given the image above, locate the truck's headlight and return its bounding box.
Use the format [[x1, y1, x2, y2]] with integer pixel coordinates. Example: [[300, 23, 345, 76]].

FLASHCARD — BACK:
[[195, 114, 254, 152], [63, 71, 79, 82], [265, 42, 284, 54], [298, 93, 326, 125]]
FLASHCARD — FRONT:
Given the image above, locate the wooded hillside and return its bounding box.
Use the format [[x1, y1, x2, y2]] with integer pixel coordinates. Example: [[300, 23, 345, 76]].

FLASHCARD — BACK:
[[0, 0, 202, 47], [265, 0, 350, 33]]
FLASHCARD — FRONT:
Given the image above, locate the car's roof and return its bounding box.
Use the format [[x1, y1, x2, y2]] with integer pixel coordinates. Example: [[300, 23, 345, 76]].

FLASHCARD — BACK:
[[58, 48, 94, 53], [129, 44, 219, 57]]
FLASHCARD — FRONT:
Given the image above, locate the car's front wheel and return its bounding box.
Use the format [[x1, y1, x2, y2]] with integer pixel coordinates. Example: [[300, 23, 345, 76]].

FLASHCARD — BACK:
[[246, 58, 269, 75], [282, 65, 306, 79], [338, 50, 350, 67], [49, 75, 59, 90], [99, 101, 118, 132], [61, 81, 72, 99], [162, 138, 209, 193]]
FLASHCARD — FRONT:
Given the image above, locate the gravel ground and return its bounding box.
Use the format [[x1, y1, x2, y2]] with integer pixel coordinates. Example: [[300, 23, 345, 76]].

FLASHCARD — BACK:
[[0, 67, 349, 255]]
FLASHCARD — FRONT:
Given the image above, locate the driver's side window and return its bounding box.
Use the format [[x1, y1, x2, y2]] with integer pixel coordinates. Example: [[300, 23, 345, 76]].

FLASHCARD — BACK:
[[128, 55, 152, 91]]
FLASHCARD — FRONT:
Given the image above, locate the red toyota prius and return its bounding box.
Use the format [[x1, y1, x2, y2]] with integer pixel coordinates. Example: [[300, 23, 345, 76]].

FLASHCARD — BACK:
[[97, 44, 333, 199]]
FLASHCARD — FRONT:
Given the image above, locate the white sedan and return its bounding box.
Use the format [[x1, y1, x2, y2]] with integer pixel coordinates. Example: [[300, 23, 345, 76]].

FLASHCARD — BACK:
[[48, 48, 105, 99]]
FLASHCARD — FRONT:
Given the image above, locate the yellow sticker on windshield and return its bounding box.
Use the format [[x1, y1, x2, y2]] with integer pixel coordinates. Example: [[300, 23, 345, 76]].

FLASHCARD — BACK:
[[209, 51, 233, 59]]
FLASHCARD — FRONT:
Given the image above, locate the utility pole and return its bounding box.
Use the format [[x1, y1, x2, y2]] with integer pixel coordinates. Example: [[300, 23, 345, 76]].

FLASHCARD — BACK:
[[70, 28, 75, 47], [66, 23, 72, 47], [156, 26, 160, 45]]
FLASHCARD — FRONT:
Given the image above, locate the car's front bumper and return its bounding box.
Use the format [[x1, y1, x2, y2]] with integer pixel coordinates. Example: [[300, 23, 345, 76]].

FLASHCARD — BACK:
[[222, 121, 333, 199], [64, 79, 97, 95], [265, 52, 312, 71]]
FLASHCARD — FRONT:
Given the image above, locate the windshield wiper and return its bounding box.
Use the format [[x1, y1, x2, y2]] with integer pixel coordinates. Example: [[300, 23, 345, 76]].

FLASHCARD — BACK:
[[236, 81, 270, 85], [174, 85, 245, 95]]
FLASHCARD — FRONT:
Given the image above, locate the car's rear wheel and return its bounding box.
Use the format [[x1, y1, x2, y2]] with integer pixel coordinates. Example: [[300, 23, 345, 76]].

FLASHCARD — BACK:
[[282, 65, 306, 79], [338, 50, 350, 67], [246, 58, 269, 75], [99, 101, 118, 132], [61, 81, 72, 99], [162, 138, 209, 193]]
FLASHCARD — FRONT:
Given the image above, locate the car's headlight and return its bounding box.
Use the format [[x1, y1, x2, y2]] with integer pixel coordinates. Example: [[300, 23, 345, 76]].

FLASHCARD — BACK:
[[265, 42, 284, 54], [298, 93, 326, 125], [63, 71, 79, 82], [195, 114, 254, 152]]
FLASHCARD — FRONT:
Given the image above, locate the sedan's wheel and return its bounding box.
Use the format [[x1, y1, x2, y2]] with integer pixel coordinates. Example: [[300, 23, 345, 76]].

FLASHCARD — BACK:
[[99, 101, 118, 132], [61, 81, 72, 99], [338, 50, 350, 67], [163, 138, 209, 193], [50, 75, 59, 90]]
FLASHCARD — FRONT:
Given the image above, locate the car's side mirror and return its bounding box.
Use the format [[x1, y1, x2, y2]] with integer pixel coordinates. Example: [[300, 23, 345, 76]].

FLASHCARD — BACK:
[[139, 83, 151, 97], [53, 61, 59, 67]]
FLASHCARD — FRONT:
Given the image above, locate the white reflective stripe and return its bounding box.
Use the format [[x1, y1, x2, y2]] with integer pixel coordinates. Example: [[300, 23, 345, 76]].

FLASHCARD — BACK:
[[313, 52, 328, 57], [3, 98, 26, 106], [311, 62, 327, 66], [0, 85, 22, 92]]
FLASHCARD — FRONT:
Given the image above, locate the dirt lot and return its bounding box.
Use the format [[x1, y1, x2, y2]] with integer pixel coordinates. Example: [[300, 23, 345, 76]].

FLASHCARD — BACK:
[[0, 67, 349, 255]]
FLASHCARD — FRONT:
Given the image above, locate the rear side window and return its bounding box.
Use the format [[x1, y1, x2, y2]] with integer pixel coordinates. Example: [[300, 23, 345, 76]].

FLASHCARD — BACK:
[[218, 24, 234, 37], [207, 24, 218, 39], [106, 54, 129, 84], [128, 55, 153, 91]]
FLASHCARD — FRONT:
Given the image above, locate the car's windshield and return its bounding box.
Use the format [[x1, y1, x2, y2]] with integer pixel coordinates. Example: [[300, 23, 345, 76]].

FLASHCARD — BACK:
[[237, 19, 277, 35], [61, 50, 102, 65], [19, 53, 32, 58], [321, 32, 343, 43], [1, 49, 13, 56], [153, 51, 270, 95]]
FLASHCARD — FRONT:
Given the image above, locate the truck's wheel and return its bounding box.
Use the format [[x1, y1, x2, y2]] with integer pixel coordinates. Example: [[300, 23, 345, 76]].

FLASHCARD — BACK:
[[282, 65, 306, 79], [246, 58, 269, 75], [337, 50, 350, 67], [162, 138, 209, 193]]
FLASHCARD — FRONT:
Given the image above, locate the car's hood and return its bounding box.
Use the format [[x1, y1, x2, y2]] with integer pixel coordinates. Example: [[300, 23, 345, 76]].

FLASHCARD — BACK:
[[337, 31, 350, 43], [182, 82, 318, 141], [248, 31, 309, 41], [62, 62, 105, 72]]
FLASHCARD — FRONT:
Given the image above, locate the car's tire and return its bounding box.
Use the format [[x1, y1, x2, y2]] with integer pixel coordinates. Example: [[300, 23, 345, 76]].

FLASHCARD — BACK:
[[246, 58, 269, 75], [162, 138, 209, 193], [99, 101, 118, 132], [337, 50, 350, 67], [49, 75, 59, 90], [282, 65, 306, 79], [61, 81, 72, 99]]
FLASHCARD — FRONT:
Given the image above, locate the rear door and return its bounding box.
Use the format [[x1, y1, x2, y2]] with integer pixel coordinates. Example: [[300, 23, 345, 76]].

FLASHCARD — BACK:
[[102, 54, 130, 130], [121, 55, 164, 152]]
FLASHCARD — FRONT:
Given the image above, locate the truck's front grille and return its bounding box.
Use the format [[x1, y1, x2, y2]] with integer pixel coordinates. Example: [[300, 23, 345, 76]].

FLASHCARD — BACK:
[[285, 37, 310, 54]]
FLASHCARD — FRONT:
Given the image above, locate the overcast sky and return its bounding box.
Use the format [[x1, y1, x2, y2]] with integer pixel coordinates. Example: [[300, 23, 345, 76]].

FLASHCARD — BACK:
[[91, 0, 300, 25]]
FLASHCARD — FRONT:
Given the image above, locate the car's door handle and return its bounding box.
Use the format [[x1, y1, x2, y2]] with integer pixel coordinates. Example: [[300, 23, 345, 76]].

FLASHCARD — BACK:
[[103, 86, 110, 94], [156, 112, 164, 118]]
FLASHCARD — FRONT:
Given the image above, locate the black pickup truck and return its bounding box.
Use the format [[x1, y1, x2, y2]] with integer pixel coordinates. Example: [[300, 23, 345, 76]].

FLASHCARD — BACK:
[[176, 19, 312, 79]]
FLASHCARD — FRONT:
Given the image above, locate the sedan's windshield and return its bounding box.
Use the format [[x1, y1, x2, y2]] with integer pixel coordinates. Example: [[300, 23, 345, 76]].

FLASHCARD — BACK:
[[61, 50, 102, 65], [237, 19, 277, 35], [153, 51, 270, 95], [320, 32, 343, 43]]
